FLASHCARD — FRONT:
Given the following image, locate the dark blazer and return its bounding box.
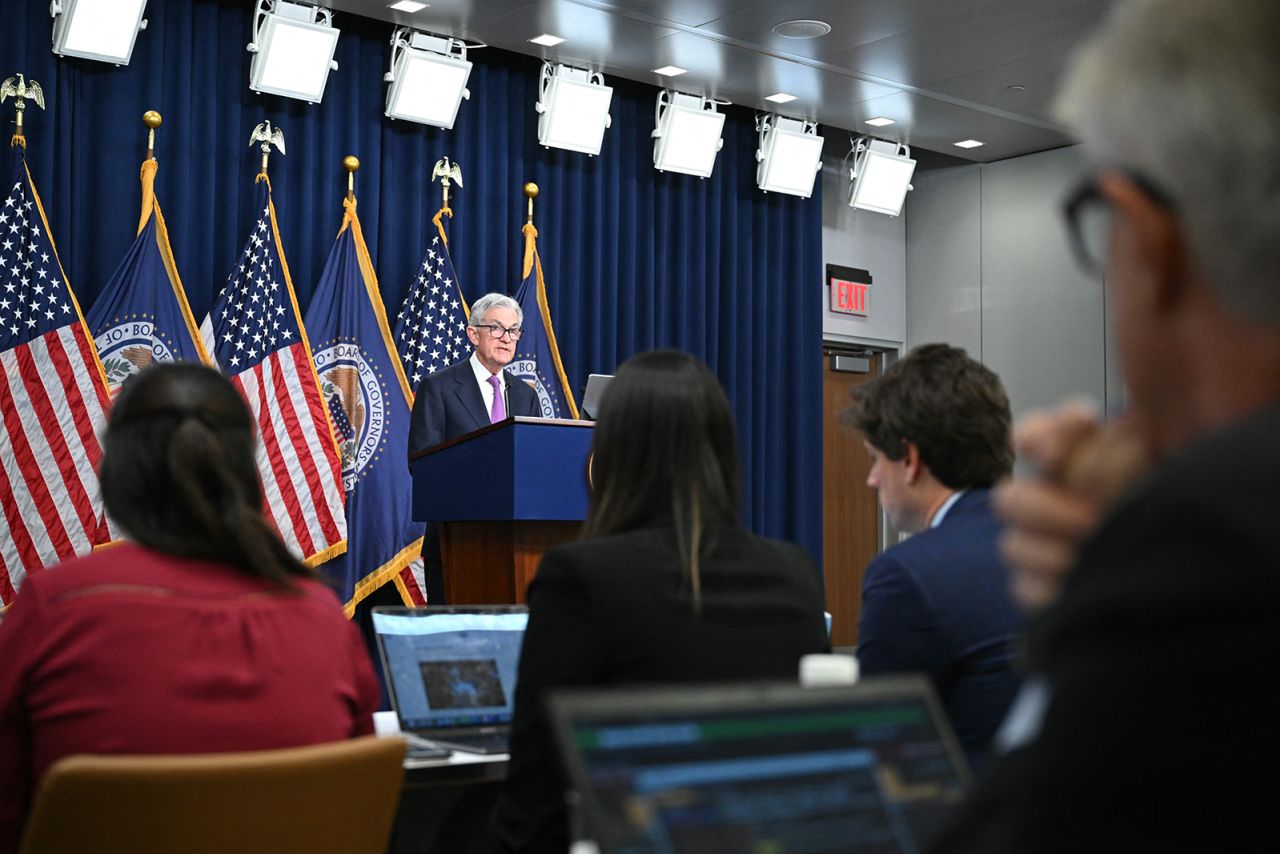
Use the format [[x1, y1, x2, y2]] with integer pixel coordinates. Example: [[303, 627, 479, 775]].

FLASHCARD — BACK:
[[857, 489, 1024, 771], [489, 526, 830, 854], [931, 403, 1280, 853], [407, 357, 541, 458]]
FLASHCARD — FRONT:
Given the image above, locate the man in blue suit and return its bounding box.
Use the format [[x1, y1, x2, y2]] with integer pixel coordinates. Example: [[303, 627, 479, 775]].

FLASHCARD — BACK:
[[408, 293, 541, 602], [844, 344, 1023, 771]]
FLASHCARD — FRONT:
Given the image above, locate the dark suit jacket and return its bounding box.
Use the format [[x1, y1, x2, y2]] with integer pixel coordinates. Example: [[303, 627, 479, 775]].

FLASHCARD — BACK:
[[857, 489, 1024, 771], [931, 403, 1280, 853], [489, 525, 830, 853], [407, 357, 541, 458]]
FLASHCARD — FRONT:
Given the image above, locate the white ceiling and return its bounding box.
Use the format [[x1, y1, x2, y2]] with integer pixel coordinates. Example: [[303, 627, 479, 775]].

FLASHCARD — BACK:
[[327, 0, 1116, 163]]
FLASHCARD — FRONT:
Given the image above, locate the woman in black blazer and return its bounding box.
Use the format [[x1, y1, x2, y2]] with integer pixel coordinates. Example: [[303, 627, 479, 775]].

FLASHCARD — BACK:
[[489, 349, 829, 853]]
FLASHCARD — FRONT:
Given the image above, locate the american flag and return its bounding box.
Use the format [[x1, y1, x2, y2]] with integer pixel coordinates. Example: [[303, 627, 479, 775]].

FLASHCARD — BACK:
[[393, 211, 470, 395], [0, 147, 111, 605], [201, 178, 346, 566]]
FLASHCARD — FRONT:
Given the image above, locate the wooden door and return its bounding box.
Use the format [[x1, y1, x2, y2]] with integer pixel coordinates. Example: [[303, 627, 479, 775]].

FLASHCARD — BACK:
[[822, 347, 881, 648]]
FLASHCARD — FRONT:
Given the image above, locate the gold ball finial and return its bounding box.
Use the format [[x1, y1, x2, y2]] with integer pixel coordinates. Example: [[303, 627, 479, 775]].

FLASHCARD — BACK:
[[342, 155, 360, 173], [523, 182, 539, 199], [143, 111, 162, 129]]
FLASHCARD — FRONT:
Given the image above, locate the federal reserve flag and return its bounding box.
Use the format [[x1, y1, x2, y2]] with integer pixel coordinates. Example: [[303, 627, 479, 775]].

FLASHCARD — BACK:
[[200, 175, 346, 567], [393, 208, 470, 396], [306, 196, 425, 614], [1, 144, 112, 604], [508, 222, 578, 418], [87, 158, 211, 394]]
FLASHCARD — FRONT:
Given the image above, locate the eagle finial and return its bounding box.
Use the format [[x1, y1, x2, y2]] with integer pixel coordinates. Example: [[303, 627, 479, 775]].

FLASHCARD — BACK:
[[2, 73, 46, 143], [249, 120, 286, 175], [432, 156, 463, 209]]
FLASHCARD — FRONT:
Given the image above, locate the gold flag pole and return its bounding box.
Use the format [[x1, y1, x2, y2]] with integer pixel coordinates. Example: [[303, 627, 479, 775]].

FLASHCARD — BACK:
[[343, 155, 359, 201], [143, 110, 162, 160], [524, 182, 538, 225], [1, 73, 46, 148]]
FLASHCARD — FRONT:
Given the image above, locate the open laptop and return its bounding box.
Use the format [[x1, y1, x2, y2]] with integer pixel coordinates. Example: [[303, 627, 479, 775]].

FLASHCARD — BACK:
[[580, 373, 613, 420], [372, 605, 528, 755], [549, 675, 971, 853]]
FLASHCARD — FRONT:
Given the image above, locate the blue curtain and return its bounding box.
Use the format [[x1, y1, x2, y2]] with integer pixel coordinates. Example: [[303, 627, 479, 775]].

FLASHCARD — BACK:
[[2, 0, 824, 565]]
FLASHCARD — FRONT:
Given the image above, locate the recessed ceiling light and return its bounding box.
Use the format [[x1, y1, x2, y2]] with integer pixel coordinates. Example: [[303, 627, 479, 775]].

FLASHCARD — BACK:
[[954, 139, 985, 148], [765, 92, 797, 104], [653, 65, 687, 77], [388, 1, 428, 12], [1006, 84, 1026, 91], [773, 20, 831, 39], [864, 116, 895, 127], [529, 33, 565, 47]]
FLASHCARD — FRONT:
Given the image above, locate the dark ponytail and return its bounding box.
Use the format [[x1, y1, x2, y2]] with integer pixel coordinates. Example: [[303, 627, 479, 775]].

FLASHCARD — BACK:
[[100, 363, 311, 588]]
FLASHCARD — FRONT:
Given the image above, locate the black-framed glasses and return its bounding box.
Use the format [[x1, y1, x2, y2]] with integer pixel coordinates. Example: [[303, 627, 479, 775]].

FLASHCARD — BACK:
[[472, 323, 522, 341], [1062, 170, 1176, 278]]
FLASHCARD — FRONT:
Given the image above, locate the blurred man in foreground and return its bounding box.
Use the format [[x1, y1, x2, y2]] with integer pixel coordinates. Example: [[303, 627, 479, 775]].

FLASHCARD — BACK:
[[934, 1, 1280, 850]]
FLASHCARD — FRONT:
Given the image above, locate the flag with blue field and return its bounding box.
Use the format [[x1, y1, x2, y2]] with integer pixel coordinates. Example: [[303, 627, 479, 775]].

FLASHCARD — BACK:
[[87, 159, 210, 394], [508, 223, 578, 419], [307, 196, 425, 615]]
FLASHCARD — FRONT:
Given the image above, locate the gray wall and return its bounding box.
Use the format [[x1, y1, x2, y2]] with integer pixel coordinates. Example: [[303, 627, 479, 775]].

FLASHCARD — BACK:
[[820, 151, 906, 349], [906, 145, 1125, 418]]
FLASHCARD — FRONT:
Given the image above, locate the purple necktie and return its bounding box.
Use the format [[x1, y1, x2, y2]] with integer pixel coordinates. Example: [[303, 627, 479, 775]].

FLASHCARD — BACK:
[[487, 374, 506, 423]]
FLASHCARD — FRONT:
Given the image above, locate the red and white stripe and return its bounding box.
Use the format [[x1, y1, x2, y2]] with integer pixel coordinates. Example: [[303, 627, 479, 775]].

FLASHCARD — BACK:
[[231, 340, 346, 563], [1, 324, 111, 604]]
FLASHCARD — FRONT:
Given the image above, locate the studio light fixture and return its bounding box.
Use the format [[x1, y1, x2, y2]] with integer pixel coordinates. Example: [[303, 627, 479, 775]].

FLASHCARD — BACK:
[[652, 91, 726, 178], [755, 114, 824, 198], [536, 63, 613, 155], [50, 0, 149, 66], [846, 136, 916, 217], [384, 27, 472, 128], [246, 0, 341, 104]]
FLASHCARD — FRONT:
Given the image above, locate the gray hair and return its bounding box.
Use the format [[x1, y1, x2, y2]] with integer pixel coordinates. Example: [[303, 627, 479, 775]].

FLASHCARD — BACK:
[[468, 293, 523, 327], [1055, 0, 1280, 325]]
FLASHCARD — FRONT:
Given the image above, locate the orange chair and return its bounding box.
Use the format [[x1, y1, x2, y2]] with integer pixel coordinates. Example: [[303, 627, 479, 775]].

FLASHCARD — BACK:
[[18, 736, 407, 854]]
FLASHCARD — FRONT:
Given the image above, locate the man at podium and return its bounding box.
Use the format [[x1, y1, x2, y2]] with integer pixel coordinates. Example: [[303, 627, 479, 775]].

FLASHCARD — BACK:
[[408, 293, 541, 602]]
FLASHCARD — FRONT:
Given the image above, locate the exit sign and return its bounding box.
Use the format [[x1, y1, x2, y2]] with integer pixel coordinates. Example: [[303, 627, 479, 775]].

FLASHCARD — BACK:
[[827, 264, 872, 318]]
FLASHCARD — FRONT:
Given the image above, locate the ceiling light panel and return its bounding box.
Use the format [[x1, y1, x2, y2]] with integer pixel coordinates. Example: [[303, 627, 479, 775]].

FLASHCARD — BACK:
[[52, 0, 149, 65], [654, 94, 725, 178], [538, 65, 614, 155], [248, 3, 342, 104], [757, 117, 823, 198], [386, 47, 471, 128], [528, 33, 565, 47]]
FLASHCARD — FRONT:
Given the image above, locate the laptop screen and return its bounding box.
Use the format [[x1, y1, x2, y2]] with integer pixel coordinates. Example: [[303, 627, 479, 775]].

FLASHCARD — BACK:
[[549, 676, 970, 853], [372, 606, 528, 732]]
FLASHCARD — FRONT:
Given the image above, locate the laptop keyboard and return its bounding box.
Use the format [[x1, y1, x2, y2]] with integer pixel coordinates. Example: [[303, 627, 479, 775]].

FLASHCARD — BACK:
[[428, 732, 510, 754]]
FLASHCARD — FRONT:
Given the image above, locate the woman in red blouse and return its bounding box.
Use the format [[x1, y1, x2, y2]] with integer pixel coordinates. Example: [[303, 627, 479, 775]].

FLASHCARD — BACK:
[[0, 363, 379, 851]]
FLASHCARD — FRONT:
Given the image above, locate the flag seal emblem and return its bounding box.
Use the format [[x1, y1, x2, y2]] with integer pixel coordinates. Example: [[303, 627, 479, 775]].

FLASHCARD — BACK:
[[94, 317, 177, 389], [506, 357, 556, 417], [315, 341, 386, 492]]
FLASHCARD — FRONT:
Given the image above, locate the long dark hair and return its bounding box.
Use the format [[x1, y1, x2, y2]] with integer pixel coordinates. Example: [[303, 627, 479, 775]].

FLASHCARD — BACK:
[[99, 363, 311, 588], [582, 350, 741, 610]]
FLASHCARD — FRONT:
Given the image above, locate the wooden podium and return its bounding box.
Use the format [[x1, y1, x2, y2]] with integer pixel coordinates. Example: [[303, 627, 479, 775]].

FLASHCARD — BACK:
[[409, 416, 593, 604]]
